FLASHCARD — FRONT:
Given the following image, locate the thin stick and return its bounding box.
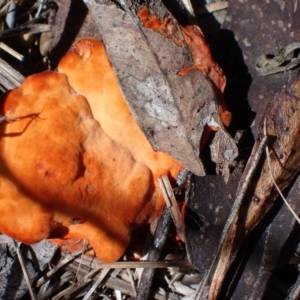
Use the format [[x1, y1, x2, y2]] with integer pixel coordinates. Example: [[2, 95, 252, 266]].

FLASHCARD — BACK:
[[0, 42, 24, 61], [264, 119, 300, 224], [195, 1, 228, 15], [127, 268, 137, 297], [0, 23, 51, 39], [136, 206, 172, 300], [158, 175, 185, 242], [74, 240, 87, 282], [37, 272, 74, 300], [195, 127, 271, 299], [181, 0, 195, 16], [115, 290, 122, 300], [62, 258, 191, 271], [82, 268, 110, 300], [35, 0, 45, 18], [51, 284, 77, 300], [13, 240, 37, 300], [36, 245, 91, 288]]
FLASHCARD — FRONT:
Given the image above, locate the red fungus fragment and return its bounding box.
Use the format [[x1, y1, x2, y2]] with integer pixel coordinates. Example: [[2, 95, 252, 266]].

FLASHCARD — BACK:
[[179, 26, 232, 127], [137, 6, 184, 46], [137, 6, 232, 127], [0, 39, 183, 262]]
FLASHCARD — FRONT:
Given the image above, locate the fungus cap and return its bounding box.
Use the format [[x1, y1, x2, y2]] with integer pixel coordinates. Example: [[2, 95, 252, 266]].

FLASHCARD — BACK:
[[0, 39, 182, 262]]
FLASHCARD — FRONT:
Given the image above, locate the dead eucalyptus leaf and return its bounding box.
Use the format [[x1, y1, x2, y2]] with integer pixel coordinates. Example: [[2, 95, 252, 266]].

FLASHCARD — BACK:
[[83, 0, 238, 177]]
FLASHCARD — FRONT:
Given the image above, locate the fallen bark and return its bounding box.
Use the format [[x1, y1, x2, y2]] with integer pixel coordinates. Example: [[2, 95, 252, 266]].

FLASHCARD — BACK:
[[196, 79, 300, 299]]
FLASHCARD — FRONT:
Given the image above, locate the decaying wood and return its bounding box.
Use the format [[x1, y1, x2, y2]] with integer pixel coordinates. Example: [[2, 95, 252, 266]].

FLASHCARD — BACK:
[[217, 0, 300, 138], [193, 135, 270, 299], [83, 0, 238, 177], [212, 1, 300, 298], [185, 167, 241, 284], [265, 141, 300, 224], [196, 79, 300, 300]]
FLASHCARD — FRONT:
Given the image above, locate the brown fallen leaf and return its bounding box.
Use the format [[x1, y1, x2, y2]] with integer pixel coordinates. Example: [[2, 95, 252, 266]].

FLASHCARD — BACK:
[[199, 79, 300, 300]]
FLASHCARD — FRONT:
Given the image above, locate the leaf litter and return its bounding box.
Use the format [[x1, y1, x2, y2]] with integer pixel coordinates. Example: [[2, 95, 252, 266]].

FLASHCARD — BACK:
[[1, 0, 300, 299], [0, 1, 208, 299]]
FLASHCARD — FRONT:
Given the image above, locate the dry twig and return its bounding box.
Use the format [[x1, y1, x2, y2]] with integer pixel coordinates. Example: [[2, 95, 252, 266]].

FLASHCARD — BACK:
[[13, 240, 37, 300], [36, 245, 91, 288], [195, 1, 228, 15], [158, 175, 185, 242]]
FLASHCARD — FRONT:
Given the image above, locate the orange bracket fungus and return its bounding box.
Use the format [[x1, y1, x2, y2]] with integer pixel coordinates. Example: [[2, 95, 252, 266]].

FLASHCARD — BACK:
[[0, 28, 237, 261], [0, 39, 182, 262]]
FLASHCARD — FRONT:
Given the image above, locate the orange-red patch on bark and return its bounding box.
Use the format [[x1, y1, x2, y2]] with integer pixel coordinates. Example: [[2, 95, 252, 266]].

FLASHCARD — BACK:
[[137, 6, 184, 47], [180, 26, 232, 127], [137, 6, 232, 128]]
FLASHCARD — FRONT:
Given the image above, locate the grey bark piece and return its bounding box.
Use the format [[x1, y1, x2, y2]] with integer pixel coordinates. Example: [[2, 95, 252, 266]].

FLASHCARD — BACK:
[[0, 239, 58, 300], [29, 240, 59, 272], [83, 0, 238, 176], [84, 0, 203, 175]]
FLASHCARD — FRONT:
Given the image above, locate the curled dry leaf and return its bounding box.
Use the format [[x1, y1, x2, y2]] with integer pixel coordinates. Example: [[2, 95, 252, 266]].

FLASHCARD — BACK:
[[0, 39, 182, 262], [208, 79, 300, 300]]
